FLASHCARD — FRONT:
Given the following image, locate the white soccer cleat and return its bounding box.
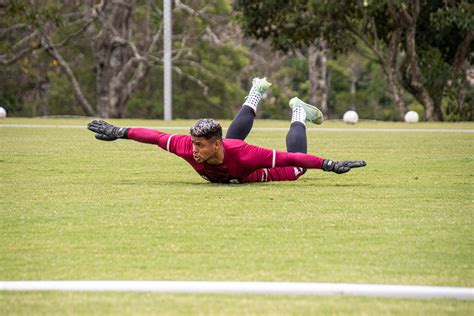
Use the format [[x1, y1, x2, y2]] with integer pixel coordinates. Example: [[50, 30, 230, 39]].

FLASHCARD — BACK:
[[243, 77, 272, 113], [251, 77, 272, 94], [289, 97, 324, 125]]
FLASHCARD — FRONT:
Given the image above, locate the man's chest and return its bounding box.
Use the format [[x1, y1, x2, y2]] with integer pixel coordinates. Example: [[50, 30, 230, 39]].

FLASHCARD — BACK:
[[195, 162, 245, 183]]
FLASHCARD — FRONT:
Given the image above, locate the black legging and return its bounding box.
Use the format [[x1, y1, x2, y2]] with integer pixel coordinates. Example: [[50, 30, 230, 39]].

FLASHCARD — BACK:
[[226, 105, 307, 154]]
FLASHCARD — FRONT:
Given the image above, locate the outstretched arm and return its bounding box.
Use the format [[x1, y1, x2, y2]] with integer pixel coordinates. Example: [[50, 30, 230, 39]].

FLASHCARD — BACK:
[[87, 120, 170, 146], [86, 120, 179, 151], [278, 152, 366, 174], [241, 143, 366, 174]]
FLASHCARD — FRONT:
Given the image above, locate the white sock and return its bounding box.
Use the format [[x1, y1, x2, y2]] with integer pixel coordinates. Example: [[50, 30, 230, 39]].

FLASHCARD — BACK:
[[291, 106, 306, 125], [243, 86, 262, 113]]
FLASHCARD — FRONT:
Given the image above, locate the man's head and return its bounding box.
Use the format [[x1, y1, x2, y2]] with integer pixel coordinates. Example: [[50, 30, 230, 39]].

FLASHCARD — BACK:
[[190, 118, 223, 163]]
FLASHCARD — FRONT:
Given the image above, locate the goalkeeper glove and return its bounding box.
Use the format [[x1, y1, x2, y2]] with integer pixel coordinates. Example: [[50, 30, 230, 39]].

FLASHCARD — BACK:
[[87, 120, 129, 141], [322, 159, 366, 174]]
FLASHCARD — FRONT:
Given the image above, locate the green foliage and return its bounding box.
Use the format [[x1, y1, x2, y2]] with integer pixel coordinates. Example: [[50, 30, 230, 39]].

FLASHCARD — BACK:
[[1, 0, 250, 119], [127, 40, 249, 119], [430, 0, 474, 33], [0, 65, 22, 114], [234, 0, 354, 53], [2, 1, 471, 120], [408, 102, 425, 121], [443, 76, 474, 122], [2, 0, 63, 28], [252, 50, 405, 121], [130, 0, 250, 119], [235, 0, 473, 121]]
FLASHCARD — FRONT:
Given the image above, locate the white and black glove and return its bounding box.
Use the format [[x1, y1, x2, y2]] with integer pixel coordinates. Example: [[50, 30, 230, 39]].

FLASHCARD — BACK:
[[87, 120, 129, 141], [322, 159, 366, 174]]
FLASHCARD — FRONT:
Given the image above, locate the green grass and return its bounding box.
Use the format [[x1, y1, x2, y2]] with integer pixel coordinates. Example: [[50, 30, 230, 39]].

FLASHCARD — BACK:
[[1, 292, 472, 315], [1, 119, 473, 314]]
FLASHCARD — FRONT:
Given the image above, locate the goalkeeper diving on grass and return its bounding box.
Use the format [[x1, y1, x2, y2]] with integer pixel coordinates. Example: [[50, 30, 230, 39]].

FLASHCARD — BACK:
[[87, 77, 366, 183]]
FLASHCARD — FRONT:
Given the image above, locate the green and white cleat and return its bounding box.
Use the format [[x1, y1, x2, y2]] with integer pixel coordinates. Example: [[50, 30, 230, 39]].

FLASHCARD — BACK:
[[289, 97, 324, 125], [252, 77, 272, 94]]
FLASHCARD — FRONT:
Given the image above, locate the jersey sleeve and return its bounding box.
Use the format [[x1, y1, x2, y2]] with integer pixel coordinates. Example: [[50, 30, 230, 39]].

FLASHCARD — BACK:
[[127, 128, 192, 157], [239, 143, 325, 170]]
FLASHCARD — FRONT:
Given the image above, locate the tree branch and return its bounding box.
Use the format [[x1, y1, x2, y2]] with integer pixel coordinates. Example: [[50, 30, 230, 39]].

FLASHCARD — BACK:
[[387, 28, 402, 70], [126, 19, 164, 96], [0, 24, 31, 38], [0, 42, 41, 66], [344, 17, 384, 63], [174, 0, 208, 17], [173, 65, 209, 95], [13, 30, 39, 50], [1, 10, 97, 66], [352, 45, 378, 63], [174, 59, 215, 77], [453, 30, 473, 73], [127, 61, 148, 95], [204, 26, 221, 45], [145, 21, 163, 55], [50, 15, 98, 49], [40, 32, 95, 116]]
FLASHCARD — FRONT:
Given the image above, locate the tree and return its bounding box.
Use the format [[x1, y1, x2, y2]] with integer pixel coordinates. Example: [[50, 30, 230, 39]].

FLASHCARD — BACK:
[[234, 1, 332, 116], [1, 0, 98, 116], [235, 0, 473, 121], [308, 38, 329, 115], [0, 0, 248, 118], [406, 0, 473, 121]]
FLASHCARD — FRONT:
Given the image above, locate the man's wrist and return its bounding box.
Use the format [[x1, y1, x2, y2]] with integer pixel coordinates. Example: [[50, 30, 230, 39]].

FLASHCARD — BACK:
[[322, 159, 335, 172], [120, 127, 129, 139], [111, 127, 129, 139]]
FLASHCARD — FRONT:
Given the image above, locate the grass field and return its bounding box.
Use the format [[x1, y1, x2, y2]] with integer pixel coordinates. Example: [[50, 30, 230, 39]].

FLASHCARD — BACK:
[[1, 118, 473, 315]]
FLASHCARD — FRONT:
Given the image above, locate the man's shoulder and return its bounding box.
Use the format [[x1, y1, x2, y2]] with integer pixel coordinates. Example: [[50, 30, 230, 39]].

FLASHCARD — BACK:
[[169, 134, 192, 155], [172, 134, 192, 140], [170, 134, 192, 145], [223, 138, 247, 150]]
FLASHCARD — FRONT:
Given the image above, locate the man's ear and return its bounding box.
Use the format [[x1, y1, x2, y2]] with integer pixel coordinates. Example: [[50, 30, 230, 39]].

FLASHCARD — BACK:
[[214, 139, 222, 148]]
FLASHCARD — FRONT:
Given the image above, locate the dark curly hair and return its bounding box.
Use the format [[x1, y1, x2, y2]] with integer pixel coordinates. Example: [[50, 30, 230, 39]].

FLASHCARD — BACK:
[[190, 118, 222, 140]]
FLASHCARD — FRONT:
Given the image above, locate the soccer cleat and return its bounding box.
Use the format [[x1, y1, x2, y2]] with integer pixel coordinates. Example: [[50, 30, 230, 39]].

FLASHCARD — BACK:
[[252, 77, 272, 94], [243, 77, 272, 112], [289, 97, 324, 125]]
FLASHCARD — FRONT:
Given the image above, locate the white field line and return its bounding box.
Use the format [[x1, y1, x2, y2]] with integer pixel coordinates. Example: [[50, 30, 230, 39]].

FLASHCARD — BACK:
[[0, 281, 473, 300], [0, 124, 473, 133]]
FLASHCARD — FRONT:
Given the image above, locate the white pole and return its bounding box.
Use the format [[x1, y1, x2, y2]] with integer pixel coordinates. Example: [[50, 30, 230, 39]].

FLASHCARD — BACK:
[[163, 0, 172, 120]]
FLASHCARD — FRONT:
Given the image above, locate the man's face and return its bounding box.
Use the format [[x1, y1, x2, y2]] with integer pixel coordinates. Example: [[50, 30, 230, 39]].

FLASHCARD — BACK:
[[191, 136, 221, 163]]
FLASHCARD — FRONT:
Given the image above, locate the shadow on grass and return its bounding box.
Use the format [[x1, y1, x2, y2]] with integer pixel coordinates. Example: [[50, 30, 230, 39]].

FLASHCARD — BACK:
[[119, 178, 371, 188]]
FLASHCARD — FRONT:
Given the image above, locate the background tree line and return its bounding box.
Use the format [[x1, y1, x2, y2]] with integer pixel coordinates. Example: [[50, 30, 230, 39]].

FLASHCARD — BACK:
[[1, 0, 472, 121]]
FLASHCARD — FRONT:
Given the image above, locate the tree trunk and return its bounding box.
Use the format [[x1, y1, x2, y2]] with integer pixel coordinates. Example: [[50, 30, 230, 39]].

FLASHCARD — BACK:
[[350, 76, 356, 110], [405, 25, 440, 120], [94, 0, 135, 118], [384, 28, 407, 119], [347, 16, 408, 120], [383, 65, 407, 119], [308, 38, 329, 116], [399, 1, 442, 121]]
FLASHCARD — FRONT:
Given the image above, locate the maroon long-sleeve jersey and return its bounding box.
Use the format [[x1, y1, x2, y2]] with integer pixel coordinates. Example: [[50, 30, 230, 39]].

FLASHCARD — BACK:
[[128, 128, 325, 183]]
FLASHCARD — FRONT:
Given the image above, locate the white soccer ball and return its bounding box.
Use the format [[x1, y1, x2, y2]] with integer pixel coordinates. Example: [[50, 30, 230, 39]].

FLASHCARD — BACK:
[[404, 111, 419, 123], [0, 107, 6, 118], [343, 110, 359, 124]]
